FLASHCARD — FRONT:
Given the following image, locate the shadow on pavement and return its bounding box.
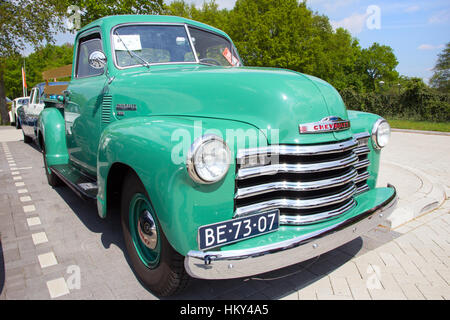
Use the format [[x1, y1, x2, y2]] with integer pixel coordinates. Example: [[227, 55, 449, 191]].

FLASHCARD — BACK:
[[53, 186, 125, 252]]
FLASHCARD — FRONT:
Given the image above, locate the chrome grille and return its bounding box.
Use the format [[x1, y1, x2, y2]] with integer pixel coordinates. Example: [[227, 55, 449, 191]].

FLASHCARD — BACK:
[[353, 132, 371, 195], [234, 133, 371, 225]]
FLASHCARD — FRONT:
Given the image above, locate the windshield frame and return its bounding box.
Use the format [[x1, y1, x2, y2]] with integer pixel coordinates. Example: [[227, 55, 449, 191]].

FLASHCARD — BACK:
[[110, 22, 240, 70]]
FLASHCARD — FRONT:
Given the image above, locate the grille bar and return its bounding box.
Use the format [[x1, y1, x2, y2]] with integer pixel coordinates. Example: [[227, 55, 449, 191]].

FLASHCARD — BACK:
[[237, 153, 359, 180], [354, 171, 370, 184], [280, 198, 356, 225], [237, 139, 358, 159], [356, 183, 370, 195], [354, 158, 370, 170], [235, 168, 357, 199], [234, 183, 356, 218], [354, 146, 370, 155]]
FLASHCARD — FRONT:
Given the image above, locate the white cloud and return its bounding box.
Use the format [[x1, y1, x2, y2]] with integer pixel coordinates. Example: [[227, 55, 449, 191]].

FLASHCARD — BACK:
[[418, 44, 445, 50], [404, 5, 420, 13], [429, 9, 450, 24], [331, 12, 368, 34]]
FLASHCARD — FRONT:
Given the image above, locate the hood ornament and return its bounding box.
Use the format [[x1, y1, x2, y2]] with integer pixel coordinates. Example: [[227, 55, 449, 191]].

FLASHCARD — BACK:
[[299, 116, 350, 134]]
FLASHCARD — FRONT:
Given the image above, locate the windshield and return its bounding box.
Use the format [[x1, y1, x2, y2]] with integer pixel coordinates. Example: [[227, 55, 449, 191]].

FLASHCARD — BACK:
[[188, 26, 239, 67], [113, 24, 240, 68]]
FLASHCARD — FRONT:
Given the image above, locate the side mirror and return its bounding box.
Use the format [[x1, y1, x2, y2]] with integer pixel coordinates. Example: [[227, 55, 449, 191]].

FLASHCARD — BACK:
[[89, 51, 107, 69]]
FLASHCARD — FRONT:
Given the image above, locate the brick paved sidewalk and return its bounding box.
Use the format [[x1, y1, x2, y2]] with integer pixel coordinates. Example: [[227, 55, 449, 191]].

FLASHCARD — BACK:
[[0, 137, 449, 300]]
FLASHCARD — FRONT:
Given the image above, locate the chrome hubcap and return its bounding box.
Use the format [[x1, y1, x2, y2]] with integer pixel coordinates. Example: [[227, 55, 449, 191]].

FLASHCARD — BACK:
[[138, 210, 158, 250]]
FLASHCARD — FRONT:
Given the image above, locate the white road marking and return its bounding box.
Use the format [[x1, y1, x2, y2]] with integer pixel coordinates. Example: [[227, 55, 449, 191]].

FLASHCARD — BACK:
[[20, 196, 32, 202], [13, 176, 22, 180], [27, 217, 42, 227], [17, 189, 28, 194], [11, 171, 19, 175], [32, 232, 48, 245], [23, 205, 36, 213], [14, 167, 32, 170], [46, 278, 70, 298], [15, 182, 25, 187], [38, 252, 58, 268]]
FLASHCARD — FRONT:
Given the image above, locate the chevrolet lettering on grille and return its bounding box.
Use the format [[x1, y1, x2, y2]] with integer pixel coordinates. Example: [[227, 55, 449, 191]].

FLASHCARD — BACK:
[[299, 116, 351, 134]]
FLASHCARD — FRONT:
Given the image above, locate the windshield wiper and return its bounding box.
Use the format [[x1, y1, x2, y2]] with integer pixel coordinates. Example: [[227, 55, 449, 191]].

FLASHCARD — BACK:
[[114, 31, 151, 69]]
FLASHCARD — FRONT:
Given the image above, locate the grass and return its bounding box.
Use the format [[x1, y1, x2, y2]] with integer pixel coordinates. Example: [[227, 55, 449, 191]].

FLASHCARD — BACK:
[[387, 119, 450, 132]]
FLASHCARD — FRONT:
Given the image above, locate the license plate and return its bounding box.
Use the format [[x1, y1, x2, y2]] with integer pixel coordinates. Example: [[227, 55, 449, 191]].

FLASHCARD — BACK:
[[198, 210, 279, 250]]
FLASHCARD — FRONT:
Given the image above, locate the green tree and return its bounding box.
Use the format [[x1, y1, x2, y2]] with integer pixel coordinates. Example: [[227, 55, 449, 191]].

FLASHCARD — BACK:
[[430, 42, 449, 93], [358, 43, 399, 90], [70, 0, 165, 28], [165, 1, 229, 31], [0, 0, 67, 124]]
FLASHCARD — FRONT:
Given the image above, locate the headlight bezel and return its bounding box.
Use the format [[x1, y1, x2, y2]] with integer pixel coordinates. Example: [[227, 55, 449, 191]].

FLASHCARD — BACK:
[[371, 118, 391, 149], [186, 134, 231, 184]]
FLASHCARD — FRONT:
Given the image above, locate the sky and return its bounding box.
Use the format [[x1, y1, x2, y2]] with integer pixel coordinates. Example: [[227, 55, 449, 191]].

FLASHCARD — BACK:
[[34, 0, 450, 83]]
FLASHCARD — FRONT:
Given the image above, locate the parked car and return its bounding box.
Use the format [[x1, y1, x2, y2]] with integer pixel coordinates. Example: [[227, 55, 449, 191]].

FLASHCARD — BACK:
[[37, 15, 397, 296], [17, 82, 68, 144], [9, 97, 29, 128]]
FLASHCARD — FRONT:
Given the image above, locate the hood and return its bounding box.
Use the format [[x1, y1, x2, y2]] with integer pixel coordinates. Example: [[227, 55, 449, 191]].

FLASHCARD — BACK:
[[113, 65, 352, 144]]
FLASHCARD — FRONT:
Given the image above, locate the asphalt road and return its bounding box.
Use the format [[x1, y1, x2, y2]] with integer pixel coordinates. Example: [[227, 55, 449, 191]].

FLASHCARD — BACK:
[[0, 127, 448, 300]]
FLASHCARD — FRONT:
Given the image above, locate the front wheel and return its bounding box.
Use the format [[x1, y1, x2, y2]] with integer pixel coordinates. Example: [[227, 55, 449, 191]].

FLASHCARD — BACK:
[[121, 172, 190, 297]]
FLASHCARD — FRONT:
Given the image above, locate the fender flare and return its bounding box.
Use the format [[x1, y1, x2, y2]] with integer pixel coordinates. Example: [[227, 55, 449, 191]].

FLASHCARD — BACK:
[[38, 108, 69, 167]]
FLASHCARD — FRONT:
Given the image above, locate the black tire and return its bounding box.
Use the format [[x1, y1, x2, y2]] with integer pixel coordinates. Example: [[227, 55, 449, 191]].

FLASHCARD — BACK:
[[15, 116, 20, 129], [121, 172, 190, 297], [42, 143, 61, 187], [23, 130, 32, 143]]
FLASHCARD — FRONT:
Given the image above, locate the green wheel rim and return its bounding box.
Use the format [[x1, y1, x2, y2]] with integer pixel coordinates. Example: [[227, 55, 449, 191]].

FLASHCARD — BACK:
[[129, 193, 161, 269]]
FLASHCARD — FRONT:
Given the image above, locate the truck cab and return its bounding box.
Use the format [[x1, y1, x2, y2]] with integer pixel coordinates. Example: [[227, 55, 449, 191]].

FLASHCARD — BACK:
[[38, 15, 397, 297]]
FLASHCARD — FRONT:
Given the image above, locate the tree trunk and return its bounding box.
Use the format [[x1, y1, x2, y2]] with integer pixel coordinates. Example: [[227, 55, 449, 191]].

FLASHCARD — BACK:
[[0, 64, 10, 125]]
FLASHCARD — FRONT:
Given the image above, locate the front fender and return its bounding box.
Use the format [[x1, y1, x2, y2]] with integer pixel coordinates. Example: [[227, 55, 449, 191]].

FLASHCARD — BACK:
[[38, 108, 69, 167], [348, 110, 384, 189], [97, 116, 267, 256]]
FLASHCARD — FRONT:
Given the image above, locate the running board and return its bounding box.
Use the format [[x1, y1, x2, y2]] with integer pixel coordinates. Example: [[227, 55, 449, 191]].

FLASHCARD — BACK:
[[50, 164, 98, 201]]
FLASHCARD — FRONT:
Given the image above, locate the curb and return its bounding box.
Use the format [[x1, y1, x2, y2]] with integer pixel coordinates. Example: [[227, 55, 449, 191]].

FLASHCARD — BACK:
[[391, 128, 450, 136], [380, 161, 447, 230]]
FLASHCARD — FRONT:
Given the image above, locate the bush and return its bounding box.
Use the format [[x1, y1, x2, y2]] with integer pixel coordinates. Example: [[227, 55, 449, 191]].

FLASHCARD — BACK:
[[340, 85, 450, 122]]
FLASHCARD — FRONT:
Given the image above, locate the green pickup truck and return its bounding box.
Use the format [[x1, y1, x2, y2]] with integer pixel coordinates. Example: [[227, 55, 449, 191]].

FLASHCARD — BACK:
[[37, 15, 397, 296]]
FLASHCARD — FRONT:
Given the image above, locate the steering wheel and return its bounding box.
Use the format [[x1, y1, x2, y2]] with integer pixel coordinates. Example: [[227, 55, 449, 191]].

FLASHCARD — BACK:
[[199, 58, 222, 66]]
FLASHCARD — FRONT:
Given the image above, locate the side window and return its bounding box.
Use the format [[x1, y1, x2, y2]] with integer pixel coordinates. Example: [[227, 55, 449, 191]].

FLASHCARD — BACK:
[[76, 33, 103, 78], [30, 90, 36, 105]]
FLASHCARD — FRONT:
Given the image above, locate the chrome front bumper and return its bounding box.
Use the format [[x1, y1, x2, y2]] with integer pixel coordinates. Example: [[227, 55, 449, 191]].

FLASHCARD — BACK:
[[184, 188, 397, 280]]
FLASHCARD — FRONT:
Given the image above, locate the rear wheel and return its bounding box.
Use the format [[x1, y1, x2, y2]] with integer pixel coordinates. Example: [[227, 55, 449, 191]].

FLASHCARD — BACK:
[[121, 172, 190, 297], [15, 115, 20, 129], [23, 131, 32, 143], [42, 143, 61, 187]]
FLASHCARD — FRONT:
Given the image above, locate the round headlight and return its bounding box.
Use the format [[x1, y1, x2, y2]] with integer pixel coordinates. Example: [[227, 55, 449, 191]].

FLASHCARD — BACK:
[[186, 135, 231, 184], [372, 118, 391, 149]]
